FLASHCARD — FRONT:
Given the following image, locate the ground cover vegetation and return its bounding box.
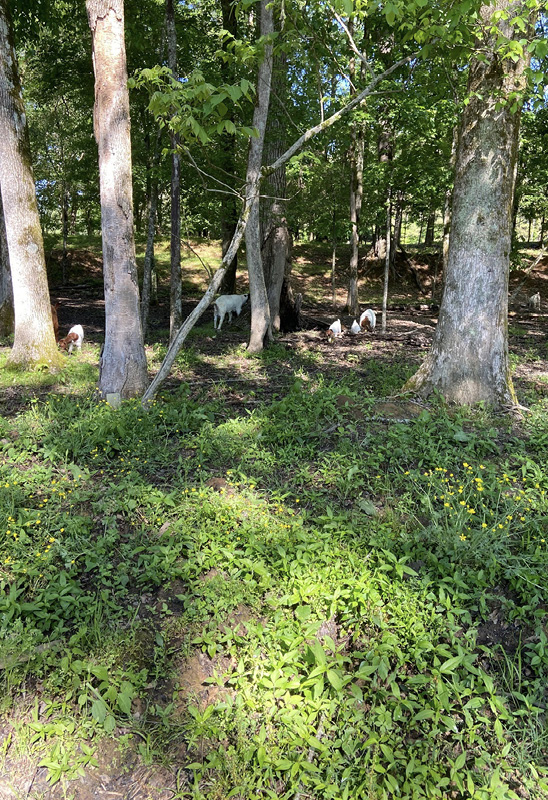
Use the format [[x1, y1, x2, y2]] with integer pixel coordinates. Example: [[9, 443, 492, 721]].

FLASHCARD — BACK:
[[2, 0, 548, 795], [2, 239, 548, 798]]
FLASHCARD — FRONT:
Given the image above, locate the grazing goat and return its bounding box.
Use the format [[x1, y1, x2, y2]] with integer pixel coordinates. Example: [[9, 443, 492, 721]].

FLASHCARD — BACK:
[[359, 308, 376, 332], [326, 319, 343, 342], [350, 319, 361, 335], [58, 324, 84, 354], [51, 302, 60, 340], [213, 294, 248, 330], [528, 292, 541, 312]]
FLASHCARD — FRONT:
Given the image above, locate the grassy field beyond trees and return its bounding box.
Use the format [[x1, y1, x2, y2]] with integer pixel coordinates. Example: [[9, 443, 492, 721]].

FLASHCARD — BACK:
[[1, 241, 548, 798]]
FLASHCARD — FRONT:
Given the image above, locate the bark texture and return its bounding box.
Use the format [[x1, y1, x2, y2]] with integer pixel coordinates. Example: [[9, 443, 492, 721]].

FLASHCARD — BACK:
[[0, 0, 61, 368], [261, 42, 291, 333], [87, 0, 148, 398], [166, 0, 182, 342], [406, 1, 530, 406], [245, 0, 273, 353]]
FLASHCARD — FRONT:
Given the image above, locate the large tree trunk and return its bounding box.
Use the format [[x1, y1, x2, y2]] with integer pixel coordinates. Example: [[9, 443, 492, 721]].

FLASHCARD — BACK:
[[405, 0, 531, 406], [87, 0, 148, 399], [0, 0, 61, 369], [245, 0, 274, 353], [166, 0, 182, 343], [0, 193, 13, 337], [218, 0, 239, 295]]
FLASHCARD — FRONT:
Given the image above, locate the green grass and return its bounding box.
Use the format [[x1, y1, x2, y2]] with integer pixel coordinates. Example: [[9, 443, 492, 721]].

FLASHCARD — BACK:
[[2, 236, 548, 796], [2, 342, 548, 798]]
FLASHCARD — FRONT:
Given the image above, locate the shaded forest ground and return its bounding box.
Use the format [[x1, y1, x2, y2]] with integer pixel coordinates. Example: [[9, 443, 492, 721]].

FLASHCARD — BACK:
[[42, 238, 548, 411], [1, 240, 548, 799]]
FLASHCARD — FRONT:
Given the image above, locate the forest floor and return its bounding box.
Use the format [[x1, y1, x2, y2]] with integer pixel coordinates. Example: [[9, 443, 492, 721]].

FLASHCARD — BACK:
[[43, 239, 548, 413], [1, 240, 548, 800]]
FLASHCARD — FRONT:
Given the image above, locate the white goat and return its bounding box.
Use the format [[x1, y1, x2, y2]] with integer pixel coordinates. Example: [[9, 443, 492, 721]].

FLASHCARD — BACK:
[[359, 308, 376, 331], [213, 294, 248, 330], [528, 292, 541, 312], [326, 319, 343, 342], [58, 324, 84, 354]]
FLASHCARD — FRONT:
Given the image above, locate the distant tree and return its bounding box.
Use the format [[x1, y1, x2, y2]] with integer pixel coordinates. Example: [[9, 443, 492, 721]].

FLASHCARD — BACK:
[[406, 0, 534, 406], [346, 18, 366, 317], [86, 0, 148, 398], [166, 0, 183, 342], [218, 0, 240, 295], [0, 194, 13, 337], [0, 0, 61, 369]]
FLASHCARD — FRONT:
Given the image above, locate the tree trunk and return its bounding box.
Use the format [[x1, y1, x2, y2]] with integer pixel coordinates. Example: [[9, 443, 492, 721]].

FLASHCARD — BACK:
[[245, 0, 274, 354], [331, 202, 337, 305], [218, 0, 239, 295], [390, 194, 403, 269], [0, 0, 61, 369], [381, 188, 391, 333], [424, 212, 435, 246], [0, 193, 14, 337], [166, 0, 182, 343], [61, 183, 69, 284], [346, 19, 365, 317], [87, 0, 148, 399], [405, 0, 531, 407], [141, 128, 162, 339], [261, 39, 291, 334]]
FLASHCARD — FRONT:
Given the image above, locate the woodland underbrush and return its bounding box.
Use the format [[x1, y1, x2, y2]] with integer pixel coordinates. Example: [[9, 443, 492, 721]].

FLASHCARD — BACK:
[[1, 338, 548, 799]]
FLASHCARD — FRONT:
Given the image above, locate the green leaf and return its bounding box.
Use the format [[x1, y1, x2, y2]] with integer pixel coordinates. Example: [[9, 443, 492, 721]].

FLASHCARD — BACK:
[[91, 698, 107, 724], [326, 669, 343, 691], [439, 655, 464, 674], [117, 692, 132, 715]]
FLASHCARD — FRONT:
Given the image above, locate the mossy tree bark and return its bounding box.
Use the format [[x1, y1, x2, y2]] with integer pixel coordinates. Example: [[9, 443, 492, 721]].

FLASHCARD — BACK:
[[0, 0, 62, 369], [405, 0, 531, 407], [87, 0, 148, 398]]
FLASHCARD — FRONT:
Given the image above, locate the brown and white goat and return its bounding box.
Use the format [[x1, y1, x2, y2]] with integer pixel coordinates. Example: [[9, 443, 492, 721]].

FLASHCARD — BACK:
[[58, 324, 84, 354]]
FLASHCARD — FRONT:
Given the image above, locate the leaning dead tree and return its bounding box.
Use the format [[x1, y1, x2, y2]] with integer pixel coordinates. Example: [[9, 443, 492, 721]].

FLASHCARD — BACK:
[[141, 52, 415, 407]]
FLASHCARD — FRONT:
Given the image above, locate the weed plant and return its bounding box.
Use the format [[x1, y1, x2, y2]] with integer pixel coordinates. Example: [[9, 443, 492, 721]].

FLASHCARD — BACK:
[[1, 350, 548, 798]]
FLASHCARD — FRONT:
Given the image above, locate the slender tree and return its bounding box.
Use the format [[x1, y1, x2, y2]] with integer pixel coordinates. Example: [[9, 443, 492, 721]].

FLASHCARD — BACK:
[[346, 19, 366, 317], [86, 0, 148, 399], [0, 0, 61, 369], [405, 0, 533, 406], [246, 0, 274, 353], [261, 24, 291, 333], [0, 194, 13, 337], [166, 0, 182, 343], [218, 0, 240, 295]]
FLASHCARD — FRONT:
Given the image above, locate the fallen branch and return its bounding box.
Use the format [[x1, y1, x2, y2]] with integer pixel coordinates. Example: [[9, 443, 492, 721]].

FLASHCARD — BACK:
[[509, 249, 547, 303]]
